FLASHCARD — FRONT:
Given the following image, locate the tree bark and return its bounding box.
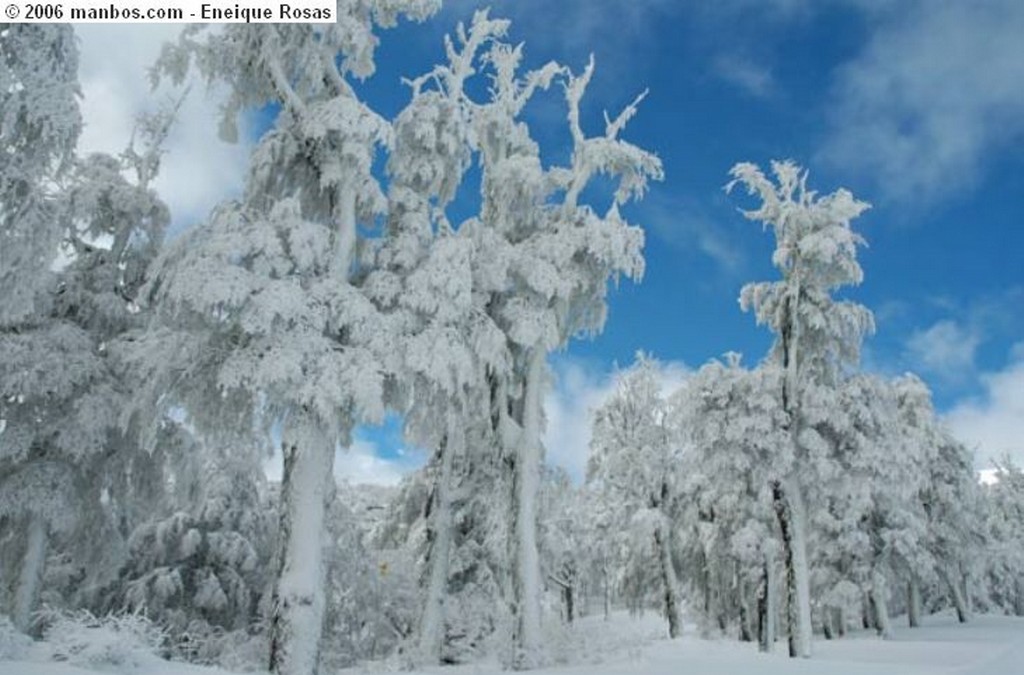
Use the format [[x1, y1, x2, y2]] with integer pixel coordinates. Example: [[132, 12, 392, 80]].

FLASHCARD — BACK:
[[564, 582, 575, 624], [772, 479, 812, 657], [654, 521, 682, 638], [418, 419, 459, 664], [757, 559, 770, 652], [13, 514, 48, 633], [511, 346, 545, 669], [269, 408, 335, 675], [758, 555, 778, 652]]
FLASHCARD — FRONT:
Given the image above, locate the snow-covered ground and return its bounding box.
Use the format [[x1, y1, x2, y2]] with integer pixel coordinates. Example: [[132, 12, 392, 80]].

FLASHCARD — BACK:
[[3, 611, 1022, 675]]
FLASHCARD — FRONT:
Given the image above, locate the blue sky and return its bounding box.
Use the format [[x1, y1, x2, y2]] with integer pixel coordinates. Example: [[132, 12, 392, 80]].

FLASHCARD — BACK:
[[75, 0, 1024, 482]]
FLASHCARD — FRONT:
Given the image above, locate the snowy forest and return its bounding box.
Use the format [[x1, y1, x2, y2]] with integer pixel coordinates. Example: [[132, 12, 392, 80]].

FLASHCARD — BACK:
[[2, 8, 1023, 675]]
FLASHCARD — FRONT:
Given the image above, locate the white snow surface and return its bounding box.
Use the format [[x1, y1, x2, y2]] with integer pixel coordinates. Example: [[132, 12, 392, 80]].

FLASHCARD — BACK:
[[3, 611, 1022, 675]]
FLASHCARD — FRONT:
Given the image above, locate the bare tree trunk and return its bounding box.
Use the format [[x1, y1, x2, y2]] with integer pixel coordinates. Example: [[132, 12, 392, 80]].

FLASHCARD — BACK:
[[907, 576, 922, 628], [1015, 577, 1024, 617], [654, 521, 682, 638], [511, 346, 545, 670], [418, 419, 459, 664], [13, 514, 48, 633], [269, 408, 335, 675]]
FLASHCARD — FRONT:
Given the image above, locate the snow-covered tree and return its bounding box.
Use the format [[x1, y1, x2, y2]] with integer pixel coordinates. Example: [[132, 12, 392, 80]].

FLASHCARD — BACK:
[[320, 484, 419, 670], [982, 459, 1024, 616], [114, 450, 274, 650], [362, 25, 505, 660], [1, 26, 173, 633], [814, 374, 929, 639], [727, 160, 873, 657], [361, 12, 660, 667], [674, 356, 787, 648], [921, 428, 986, 623], [0, 24, 81, 327], [464, 34, 658, 667], [538, 467, 586, 624], [588, 355, 682, 638], [143, 10, 440, 674], [1, 27, 83, 630]]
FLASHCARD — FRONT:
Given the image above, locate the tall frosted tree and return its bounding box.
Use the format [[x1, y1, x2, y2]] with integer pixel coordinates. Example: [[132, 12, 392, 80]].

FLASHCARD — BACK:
[[362, 22, 505, 662], [465, 38, 659, 667], [1, 24, 172, 632], [1, 24, 83, 632], [366, 12, 660, 667], [727, 160, 872, 657], [143, 7, 439, 674]]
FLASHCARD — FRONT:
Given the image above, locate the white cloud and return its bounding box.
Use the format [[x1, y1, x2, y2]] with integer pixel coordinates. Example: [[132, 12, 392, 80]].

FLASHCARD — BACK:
[[76, 25, 250, 234], [334, 439, 425, 487], [820, 0, 1024, 202], [642, 194, 745, 274], [904, 319, 980, 382], [543, 355, 689, 482], [263, 437, 424, 487], [945, 345, 1024, 469], [713, 55, 774, 98]]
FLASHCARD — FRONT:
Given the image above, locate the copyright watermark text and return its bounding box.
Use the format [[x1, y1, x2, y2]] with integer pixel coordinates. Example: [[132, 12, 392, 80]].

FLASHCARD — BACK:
[[2, 0, 335, 22]]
